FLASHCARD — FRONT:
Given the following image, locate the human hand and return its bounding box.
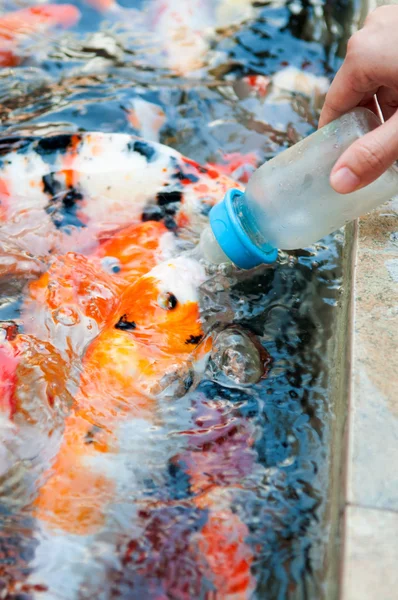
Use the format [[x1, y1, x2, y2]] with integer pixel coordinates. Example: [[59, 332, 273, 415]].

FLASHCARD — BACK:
[[318, 5, 398, 194]]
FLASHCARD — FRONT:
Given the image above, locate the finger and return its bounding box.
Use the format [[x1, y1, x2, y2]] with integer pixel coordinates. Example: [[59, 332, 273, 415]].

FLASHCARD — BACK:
[[330, 110, 398, 193], [376, 86, 398, 121], [318, 37, 377, 128]]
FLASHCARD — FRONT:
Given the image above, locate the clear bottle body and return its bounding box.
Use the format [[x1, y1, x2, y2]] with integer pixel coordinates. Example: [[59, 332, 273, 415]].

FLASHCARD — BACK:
[[237, 107, 398, 250]]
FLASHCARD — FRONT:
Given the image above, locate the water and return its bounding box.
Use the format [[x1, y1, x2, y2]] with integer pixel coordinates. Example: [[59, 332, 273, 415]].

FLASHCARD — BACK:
[[0, 1, 363, 598]]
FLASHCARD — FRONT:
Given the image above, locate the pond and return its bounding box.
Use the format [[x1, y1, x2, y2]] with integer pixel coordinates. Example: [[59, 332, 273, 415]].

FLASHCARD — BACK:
[[0, 1, 364, 599]]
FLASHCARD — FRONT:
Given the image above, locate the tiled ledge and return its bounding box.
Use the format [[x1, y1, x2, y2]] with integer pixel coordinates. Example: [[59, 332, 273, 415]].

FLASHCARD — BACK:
[[341, 199, 398, 600], [339, 3, 398, 599]]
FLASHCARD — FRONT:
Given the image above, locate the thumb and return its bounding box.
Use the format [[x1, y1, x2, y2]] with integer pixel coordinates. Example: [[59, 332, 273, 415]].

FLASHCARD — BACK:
[[330, 111, 398, 194]]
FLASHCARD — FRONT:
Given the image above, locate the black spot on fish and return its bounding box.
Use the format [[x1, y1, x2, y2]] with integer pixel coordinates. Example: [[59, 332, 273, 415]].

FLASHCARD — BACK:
[[128, 140, 156, 163], [45, 186, 86, 232], [175, 170, 199, 183], [141, 205, 163, 222], [115, 315, 137, 331], [84, 426, 101, 445], [63, 189, 83, 209], [0, 136, 36, 156], [170, 156, 199, 183], [157, 191, 182, 206], [42, 173, 62, 197], [185, 334, 203, 345], [141, 205, 178, 231], [164, 215, 177, 231], [35, 135, 76, 156]]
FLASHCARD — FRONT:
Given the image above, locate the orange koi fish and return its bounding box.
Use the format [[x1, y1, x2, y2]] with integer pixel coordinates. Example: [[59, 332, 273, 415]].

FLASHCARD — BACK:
[[0, 4, 81, 67], [0, 132, 237, 356], [26, 254, 265, 598], [27, 257, 210, 595]]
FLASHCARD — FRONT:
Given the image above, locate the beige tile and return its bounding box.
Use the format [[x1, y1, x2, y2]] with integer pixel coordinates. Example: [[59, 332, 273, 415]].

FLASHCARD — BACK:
[[342, 505, 398, 600], [347, 204, 398, 511]]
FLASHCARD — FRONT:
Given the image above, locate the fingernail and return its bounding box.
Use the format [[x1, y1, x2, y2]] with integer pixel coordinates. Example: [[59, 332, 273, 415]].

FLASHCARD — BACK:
[[330, 167, 360, 194]]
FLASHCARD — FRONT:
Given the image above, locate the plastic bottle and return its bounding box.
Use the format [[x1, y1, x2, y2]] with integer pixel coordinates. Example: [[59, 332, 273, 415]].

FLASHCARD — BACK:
[[200, 107, 398, 269]]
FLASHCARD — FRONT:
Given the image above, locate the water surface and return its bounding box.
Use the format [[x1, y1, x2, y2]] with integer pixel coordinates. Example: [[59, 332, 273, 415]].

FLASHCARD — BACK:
[[0, 1, 362, 598]]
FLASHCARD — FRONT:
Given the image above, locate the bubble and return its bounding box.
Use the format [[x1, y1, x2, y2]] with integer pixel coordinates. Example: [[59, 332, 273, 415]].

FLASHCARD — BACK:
[[209, 327, 270, 386]]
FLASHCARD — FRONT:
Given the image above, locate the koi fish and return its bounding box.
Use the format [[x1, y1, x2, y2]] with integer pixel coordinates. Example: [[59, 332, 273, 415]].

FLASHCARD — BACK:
[[240, 67, 329, 110], [27, 257, 209, 595], [241, 74, 270, 98], [142, 0, 255, 76], [27, 255, 267, 598], [0, 133, 239, 256], [0, 4, 81, 68]]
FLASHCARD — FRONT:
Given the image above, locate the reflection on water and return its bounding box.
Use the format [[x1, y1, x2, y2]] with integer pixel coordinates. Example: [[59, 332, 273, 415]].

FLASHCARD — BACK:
[[0, 1, 361, 599]]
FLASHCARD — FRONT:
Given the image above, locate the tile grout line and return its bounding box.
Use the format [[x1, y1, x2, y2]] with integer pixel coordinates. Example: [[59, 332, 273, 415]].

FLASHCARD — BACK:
[[345, 501, 398, 516]]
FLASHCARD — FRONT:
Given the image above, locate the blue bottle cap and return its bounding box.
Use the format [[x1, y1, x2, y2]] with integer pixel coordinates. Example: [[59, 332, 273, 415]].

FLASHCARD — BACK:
[[209, 189, 278, 270]]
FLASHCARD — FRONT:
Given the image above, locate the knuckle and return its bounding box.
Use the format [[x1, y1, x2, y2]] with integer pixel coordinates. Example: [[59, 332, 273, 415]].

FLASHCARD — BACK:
[[344, 47, 374, 92], [356, 139, 386, 173], [344, 67, 370, 95], [346, 31, 364, 55]]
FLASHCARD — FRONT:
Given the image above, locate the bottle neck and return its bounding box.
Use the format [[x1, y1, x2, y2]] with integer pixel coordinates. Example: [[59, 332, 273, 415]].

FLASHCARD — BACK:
[[198, 225, 232, 266], [209, 189, 278, 269]]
